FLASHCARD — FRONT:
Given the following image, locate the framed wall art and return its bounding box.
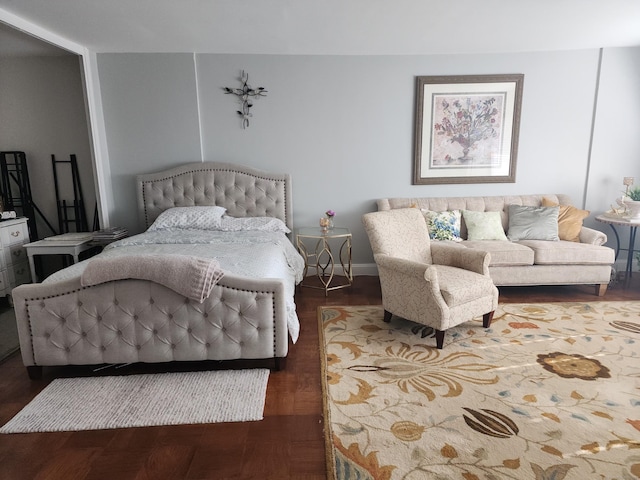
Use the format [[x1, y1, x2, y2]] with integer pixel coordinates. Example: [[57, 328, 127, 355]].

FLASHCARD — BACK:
[[413, 74, 524, 185]]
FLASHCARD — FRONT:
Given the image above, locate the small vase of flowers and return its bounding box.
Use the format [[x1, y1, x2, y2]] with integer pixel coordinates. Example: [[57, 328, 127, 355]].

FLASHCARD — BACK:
[[325, 210, 335, 229]]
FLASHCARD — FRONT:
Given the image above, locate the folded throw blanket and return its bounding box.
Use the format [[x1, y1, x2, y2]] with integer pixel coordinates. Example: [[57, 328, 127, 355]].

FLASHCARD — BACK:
[[81, 254, 225, 303]]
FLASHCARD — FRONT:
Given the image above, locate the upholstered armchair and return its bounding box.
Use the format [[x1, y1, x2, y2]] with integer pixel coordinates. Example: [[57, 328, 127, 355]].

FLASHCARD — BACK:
[[362, 208, 499, 349]]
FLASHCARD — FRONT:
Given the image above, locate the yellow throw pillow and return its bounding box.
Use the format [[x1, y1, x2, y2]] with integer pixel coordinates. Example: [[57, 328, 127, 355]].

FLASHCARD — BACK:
[[541, 198, 589, 242]]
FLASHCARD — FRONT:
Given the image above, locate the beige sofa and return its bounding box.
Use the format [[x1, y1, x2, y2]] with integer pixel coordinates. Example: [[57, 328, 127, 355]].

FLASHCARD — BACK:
[[378, 194, 615, 296]]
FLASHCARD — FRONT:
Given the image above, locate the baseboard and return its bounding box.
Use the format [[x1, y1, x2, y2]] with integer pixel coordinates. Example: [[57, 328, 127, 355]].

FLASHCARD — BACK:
[[310, 260, 639, 278], [302, 263, 378, 277], [613, 258, 639, 274]]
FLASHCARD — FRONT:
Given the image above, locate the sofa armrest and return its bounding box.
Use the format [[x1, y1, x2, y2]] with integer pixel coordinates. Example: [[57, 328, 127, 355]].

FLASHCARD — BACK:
[[430, 243, 491, 276], [579, 226, 607, 246]]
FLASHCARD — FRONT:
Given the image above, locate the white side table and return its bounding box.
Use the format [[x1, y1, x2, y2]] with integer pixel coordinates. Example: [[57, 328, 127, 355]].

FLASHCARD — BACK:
[[296, 227, 353, 295], [23, 238, 96, 282]]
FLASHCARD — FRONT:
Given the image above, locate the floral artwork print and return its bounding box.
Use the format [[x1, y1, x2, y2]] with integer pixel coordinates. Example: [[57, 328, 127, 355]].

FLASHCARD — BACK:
[[413, 74, 523, 184], [431, 93, 506, 166]]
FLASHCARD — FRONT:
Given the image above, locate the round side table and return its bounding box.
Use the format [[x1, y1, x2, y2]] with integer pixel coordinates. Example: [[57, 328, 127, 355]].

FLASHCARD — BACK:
[[296, 227, 353, 295], [595, 214, 640, 282]]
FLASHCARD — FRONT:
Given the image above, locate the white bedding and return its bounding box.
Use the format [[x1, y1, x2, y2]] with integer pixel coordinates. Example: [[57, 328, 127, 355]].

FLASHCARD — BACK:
[[45, 229, 305, 342]]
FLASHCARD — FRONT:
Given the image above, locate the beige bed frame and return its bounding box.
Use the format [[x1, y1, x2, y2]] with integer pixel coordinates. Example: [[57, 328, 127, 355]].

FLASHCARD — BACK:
[[12, 162, 294, 379]]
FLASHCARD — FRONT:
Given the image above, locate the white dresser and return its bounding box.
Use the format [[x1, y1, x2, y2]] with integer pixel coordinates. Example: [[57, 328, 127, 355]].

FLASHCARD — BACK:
[[0, 217, 31, 300]]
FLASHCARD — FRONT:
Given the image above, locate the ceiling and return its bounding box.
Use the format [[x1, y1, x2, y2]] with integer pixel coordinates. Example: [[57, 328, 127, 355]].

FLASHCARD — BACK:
[[1, 0, 640, 56]]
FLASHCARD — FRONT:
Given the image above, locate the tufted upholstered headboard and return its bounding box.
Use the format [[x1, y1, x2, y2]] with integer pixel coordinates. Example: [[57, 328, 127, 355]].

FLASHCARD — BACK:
[[136, 162, 293, 230]]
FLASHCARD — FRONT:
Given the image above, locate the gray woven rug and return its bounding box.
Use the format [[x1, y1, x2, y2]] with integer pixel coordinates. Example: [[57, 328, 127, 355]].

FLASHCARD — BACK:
[[0, 369, 269, 433]]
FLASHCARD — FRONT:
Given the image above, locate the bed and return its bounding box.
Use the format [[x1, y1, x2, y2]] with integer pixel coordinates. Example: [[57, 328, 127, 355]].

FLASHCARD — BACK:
[[12, 162, 304, 379]]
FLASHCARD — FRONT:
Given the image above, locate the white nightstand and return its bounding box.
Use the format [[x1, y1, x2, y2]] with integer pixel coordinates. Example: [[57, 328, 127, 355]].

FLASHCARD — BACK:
[[23, 236, 96, 282]]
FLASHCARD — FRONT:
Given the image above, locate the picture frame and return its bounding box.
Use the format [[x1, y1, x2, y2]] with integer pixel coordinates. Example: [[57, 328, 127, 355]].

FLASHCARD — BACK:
[[413, 74, 524, 185]]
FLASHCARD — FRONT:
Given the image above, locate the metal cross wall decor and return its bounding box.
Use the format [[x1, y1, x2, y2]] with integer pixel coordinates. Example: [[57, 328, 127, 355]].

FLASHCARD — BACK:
[[223, 70, 268, 129]]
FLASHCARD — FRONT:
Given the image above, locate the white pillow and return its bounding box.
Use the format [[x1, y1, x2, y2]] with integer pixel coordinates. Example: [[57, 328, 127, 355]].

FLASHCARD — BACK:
[[148, 206, 227, 231], [462, 210, 508, 241], [219, 216, 291, 233]]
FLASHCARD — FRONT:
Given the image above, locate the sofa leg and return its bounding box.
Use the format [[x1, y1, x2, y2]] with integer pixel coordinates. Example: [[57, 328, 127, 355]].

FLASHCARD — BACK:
[[434, 330, 445, 349], [483, 311, 495, 328], [383, 310, 392, 323], [596, 284, 608, 296]]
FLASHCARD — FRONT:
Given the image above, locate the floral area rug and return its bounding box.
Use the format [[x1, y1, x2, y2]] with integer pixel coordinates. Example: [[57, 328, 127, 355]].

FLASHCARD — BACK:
[[319, 303, 640, 480]]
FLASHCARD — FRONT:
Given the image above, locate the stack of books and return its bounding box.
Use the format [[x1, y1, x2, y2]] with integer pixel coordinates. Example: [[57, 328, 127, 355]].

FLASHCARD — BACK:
[[44, 232, 95, 244], [92, 226, 128, 242]]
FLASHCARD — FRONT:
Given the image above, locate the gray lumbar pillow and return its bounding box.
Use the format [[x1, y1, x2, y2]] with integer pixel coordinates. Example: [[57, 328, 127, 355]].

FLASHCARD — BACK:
[[507, 205, 560, 241]]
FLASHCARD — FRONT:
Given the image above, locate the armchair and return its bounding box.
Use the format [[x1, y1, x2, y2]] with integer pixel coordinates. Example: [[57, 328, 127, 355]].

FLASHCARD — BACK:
[[362, 208, 499, 349]]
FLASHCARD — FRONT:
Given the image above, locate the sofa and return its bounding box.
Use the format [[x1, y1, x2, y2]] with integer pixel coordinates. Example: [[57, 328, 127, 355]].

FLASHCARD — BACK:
[[378, 194, 615, 296]]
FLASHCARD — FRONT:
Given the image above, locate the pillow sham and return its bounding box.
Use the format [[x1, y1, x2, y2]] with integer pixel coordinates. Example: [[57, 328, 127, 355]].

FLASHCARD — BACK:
[[541, 198, 589, 242], [421, 209, 462, 242], [148, 206, 227, 231], [219, 215, 291, 233], [461, 210, 508, 240], [507, 205, 559, 241]]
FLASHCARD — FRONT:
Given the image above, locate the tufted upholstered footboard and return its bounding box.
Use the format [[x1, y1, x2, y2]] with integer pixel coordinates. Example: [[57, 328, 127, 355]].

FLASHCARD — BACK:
[[12, 272, 289, 379]]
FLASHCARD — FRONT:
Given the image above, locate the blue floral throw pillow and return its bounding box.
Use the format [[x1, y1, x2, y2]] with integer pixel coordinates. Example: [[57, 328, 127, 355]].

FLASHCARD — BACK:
[[421, 210, 462, 242]]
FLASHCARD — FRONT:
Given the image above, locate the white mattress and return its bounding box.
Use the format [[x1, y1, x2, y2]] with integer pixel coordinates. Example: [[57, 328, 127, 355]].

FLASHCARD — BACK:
[[45, 229, 305, 342]]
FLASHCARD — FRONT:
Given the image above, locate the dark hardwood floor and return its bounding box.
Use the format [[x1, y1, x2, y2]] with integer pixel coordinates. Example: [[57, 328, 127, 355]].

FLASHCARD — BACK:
[[0, 275, 638, 480]]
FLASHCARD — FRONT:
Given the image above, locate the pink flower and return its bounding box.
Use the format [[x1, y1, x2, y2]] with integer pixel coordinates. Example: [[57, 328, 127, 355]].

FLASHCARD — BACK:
[[326, 210, 335, 217]]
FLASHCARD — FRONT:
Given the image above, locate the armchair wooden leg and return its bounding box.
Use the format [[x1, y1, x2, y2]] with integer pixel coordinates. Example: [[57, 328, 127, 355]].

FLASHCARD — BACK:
[[435, 330, 445, 349], [383, 310, 392, 323], [483, 311, 495, 328], [596, 283, 608, 296]]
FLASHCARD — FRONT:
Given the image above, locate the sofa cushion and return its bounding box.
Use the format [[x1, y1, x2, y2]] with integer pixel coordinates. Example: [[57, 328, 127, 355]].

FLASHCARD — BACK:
[[463, 240, 534, 266], [421, 209, 462, 242], [507, 205, 560, 241], [516, 240, 615, 265], [462, 210, 508, 240], [541, 197, 590, 242]]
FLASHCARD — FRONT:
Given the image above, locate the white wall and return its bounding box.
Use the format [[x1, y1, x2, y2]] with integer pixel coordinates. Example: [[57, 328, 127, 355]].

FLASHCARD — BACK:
[[97, 53, 202, 229], [96, 48, 640, 270], [588, 47, 640, 207], [587, 47, 640, 271], [0, 55, 95, 238]]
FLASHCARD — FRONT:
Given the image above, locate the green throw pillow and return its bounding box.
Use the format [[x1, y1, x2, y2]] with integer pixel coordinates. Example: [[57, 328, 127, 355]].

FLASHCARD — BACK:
[[422, 210, 462, 242], [462, 210, 508, 240], [507, 205, 560, 241]]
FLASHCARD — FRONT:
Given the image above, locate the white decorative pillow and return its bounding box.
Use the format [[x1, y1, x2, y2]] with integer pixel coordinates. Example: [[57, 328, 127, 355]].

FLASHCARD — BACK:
[[219, 216, 291, 233], [462, 210, 508, 241], [507, 205, 560, 241], [421, 210, 462, 242], [148, 206, 227, 231]]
